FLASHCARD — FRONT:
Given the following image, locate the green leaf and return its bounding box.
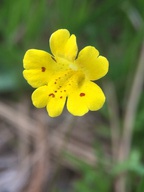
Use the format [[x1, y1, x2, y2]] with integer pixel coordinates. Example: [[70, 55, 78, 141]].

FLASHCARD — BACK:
[[136, 177, 144, 192]]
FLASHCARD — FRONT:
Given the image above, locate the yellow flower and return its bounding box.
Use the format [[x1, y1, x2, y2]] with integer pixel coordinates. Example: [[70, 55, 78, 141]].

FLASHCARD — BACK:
[[23, 29, 109, 117]]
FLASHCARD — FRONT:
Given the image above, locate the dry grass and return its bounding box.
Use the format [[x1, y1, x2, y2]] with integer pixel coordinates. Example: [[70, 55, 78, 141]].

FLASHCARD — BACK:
[[0, 95, 108, 192]]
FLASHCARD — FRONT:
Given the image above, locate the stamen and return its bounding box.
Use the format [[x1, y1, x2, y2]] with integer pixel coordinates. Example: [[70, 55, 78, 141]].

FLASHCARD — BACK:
[[80, 93, 85, 97]]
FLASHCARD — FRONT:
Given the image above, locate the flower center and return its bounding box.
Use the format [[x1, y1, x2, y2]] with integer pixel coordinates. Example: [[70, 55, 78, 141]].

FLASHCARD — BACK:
[[48, 69, 85, 98], [55, 56, 78, 71], [69, 62, 78, 71]]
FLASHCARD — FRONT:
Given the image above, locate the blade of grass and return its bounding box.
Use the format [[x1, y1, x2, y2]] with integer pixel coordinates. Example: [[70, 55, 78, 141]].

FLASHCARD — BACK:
[[136, 177, 144, 192]]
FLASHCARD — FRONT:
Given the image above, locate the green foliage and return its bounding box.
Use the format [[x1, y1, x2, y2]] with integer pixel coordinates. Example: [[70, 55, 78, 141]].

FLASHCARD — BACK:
[[74, 169, 111, 192], [136, 176, 144, 192], [65, 153, 111, 192], [112, 150, 144, 176], [0, 0, 143, 94]]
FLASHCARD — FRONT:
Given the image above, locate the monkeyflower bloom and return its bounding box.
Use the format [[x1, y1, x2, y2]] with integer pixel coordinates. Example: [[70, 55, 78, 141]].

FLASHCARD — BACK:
[[23, 29, 109, 117]]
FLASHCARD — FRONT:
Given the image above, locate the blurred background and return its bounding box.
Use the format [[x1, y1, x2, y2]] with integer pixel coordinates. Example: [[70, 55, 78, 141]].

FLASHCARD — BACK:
[[0, 0, 144, 192]]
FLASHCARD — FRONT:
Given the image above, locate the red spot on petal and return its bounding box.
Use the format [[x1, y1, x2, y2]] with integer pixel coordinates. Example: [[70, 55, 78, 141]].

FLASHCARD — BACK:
[[64, 90, 66, 92], [80, 93, 85, 97], [60, 96, 63, 99], [54, 91, 57, 93], [41, 67, 46, 72], [49, 93, 55, 98], [54, 82, 57, 84]]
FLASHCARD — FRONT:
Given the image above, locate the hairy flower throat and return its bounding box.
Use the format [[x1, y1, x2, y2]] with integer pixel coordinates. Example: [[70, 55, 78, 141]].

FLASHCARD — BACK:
[[48, 69, 85, 97]]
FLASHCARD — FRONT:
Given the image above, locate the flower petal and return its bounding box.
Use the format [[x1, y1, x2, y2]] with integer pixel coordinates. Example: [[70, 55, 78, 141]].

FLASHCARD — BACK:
[[46, 95, 66, 117], [67, 81, 105, 116], [32, 84, 66, 117], [23, 49, 56, 87], [32, 86, 49, 108], [23, 49, 55, 69], [75, 46, 109, 80], [49, 29, 78, 61], [23, 69, 49, 88]]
